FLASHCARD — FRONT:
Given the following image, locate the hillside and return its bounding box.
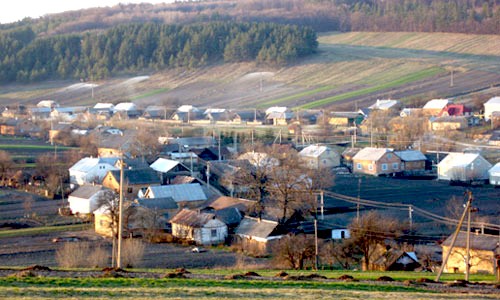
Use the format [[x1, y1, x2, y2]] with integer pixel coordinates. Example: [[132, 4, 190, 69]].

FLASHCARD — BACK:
[[1, 32, 500, 110]]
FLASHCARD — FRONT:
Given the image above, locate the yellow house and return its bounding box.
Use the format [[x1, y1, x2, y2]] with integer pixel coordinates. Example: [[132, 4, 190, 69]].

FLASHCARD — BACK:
[[429, 116, 468, 131], [94, 205, 115, 237], [441, 231, 500, 275]]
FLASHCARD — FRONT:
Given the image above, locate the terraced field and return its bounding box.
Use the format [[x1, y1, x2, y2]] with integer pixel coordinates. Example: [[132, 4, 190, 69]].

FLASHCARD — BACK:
[[1, 32, 499, 110]]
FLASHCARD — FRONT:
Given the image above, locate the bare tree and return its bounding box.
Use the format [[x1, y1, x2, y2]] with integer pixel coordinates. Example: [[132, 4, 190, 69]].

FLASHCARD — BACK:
[[348, 211, 403, 271], [321, 239, 358, 270], [0, 150, 14, 186], [272, 234, 316, 270]]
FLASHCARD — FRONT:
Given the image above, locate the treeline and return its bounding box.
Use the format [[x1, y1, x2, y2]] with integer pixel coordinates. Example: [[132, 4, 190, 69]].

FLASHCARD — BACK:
[[2, 0, 499, 36], [0, 22, 317, 82]]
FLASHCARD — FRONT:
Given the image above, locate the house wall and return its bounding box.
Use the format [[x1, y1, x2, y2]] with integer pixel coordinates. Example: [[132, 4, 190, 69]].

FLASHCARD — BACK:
[[353, 153, 402, 176], [484, 103, 500, 121], [438, 158, 490, 181], [95, 213, 114, 237], [199, 219, 227, 245], [443, 245, 496, 274], [0, 125, 16, 135], [489, 174, 500, 185], [328, 117, 350, 126], [98, 147, 125, 158], [402, 160, 426, 171], [431, 120, 468, 131], [301, 151, 340, 169], [68, 196, 98, 215], [172, 223, 194, 240], [236, 236, 279, 256]]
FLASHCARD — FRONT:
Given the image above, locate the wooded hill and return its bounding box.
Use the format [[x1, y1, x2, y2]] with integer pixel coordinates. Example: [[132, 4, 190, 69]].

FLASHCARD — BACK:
[[0, 22, 317, 83]]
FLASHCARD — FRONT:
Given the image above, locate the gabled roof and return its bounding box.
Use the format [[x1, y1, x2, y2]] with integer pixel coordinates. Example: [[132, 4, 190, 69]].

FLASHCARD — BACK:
[[215, 207, 242, 225], [146, 183, 207, 202], [170, 209, 218, 227], [394, 150, 426, 162], [342, 147, 361, 159], [136, 197, 178, 210], [488, 162, 500, 176], [69, 157, 119, 173], [442, 231, 500, 252], [206, 196, 256, 212], [485, 96, 500, 105], [352, 147, 394, 161], [69, 185, 105, 199], [438, 152, 490, 168], [235, 217, 279, 239], [98, 130, 136, 149], [114, 102, 137, 111], [177, 105, 199, 112], [109, 168, 161, 185], [265, 106, 287, 114], [150, 158, 179, 173], [423, 99, 452, 110], [369, 99, 400, 110], [372, 249, 419, 267], [93, 103, 114, 110], [299, 145, 333, 158], [116, 158, 150, 170]]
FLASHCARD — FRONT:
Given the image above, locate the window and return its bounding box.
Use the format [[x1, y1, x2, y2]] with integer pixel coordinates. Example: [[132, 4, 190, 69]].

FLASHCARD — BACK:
[[211, 229, 217, 238], [127, 187, 133, 193], [382, 163, 388, 171], [387, 153, 392, 159], [392, 163, 399, 170], [340, 231, 345, 239], [357, 163, 362, 170], [368, 164, 373, 171]]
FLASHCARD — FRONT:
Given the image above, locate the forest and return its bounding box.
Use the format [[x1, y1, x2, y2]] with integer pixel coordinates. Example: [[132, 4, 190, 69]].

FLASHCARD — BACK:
[[0, 22, 317, 82]]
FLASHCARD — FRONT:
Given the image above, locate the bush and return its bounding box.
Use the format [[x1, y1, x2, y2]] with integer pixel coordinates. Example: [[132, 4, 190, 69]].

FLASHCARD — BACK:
[[121, 239, 145, 268], [56, 242, 109, 268]]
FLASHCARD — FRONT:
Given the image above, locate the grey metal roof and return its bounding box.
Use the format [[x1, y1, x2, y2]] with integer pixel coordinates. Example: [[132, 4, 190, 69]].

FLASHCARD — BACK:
[[215, 207, 242, 225], [394, 150, 427, 162], [352, 147, 394, 161], [170, 209, 218, 227], [69, 185, 105, 199], [147, 183, 207, 202], [109, 168, 161, 185], [136, 197, 178, 210], [442, 232, 499, 252], [235, 217, 279, 239]]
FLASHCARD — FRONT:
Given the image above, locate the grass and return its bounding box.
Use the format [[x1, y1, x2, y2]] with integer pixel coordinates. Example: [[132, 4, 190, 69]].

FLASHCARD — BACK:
[[0, 224, 90, 239], [130, 88, 169, 101], [0, 144, 75, 151], [299, 67, 443, 109], [258, 85, 336, 108]]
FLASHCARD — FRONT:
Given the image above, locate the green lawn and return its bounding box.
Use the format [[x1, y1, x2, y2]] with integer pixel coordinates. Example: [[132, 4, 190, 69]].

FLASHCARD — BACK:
[[0, 224, 90, 239]]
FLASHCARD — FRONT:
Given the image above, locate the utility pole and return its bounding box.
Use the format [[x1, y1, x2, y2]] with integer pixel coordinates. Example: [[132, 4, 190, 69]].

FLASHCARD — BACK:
[[409, 206, 413, 232], [314, 218, 319, 271], [436, 191, 473, 282], [117, 156, 124, 269], [320, 190, 324, 220], [356, 177, 361, 222]]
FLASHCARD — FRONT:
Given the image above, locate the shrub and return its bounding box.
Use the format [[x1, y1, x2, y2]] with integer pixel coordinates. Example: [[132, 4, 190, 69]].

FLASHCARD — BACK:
[[121, 239, 145, 268], [56, 242, 109, 268]]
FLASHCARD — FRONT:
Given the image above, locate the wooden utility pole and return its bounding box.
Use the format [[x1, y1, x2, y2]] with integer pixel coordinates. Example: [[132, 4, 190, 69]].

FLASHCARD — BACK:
[[436, 191, 473, 282], [117, 157, 124, 269]]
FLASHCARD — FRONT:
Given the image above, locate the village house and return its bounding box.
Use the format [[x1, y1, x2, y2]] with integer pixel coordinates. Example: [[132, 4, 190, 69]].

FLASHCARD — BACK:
[[49, 122, 75, 143], [0, 119, 39, 137], [298, 144, 340, 169], [488, 130, 500, 146], [68, 185, 108, 215], [50, 106, 87, 122], [37, 100, 59, 108], [488, 162, 500, 186], [69, 157, 119, 186], [102, 168, 161, 199], [113, 102, 141, 119], [438, 104, 472, 117], [370, 249, 420, 271], [441, 231, 500, 275], [234, 216, 284, 256], [171, 105, 202, 123], [142, 105, 170, 120], [429, 116, 468, 131], [203, 108, 239, 124], [93, 204, 117, 237], [193, 146, 231, 161], [170, 208, 228, 245], [352, 147, 402, 176], [437, 152, 492, 183], [130, 197, 179, 234], [394, 150, 427, 175], [484, 96, 500, 121], [422, 99, 453, 116], [265, 106, 292, 125], [327, 112, 364, 126], [141, 183, 208, 208], [399, 108, 423, 118], [29, 107, 51, 120], [341, 147, 361, 170], [167, 136, 216, 152], [97, 131, 136, 158], [149, 158, 192, 184]]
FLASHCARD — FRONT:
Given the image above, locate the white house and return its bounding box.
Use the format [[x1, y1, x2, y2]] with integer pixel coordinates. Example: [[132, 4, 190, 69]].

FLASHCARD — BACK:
[[170, 209, 228, 245], [484, 96, 500, 121], [68, 185, 107, 215], [299, 144, 340, 169], [488, 163, 500, 186], [331, 229, 351, 240], [69, 157, 119, 186], [437, 153, 492, 182]]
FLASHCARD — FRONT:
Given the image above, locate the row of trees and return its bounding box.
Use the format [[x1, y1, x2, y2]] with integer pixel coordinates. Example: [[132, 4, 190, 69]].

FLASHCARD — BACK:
[[0, 22, 318, 83], [3, 0, 500, 36]]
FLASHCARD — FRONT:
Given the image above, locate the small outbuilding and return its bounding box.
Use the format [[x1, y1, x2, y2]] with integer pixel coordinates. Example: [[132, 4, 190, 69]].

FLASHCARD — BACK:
[[488, 162, 500, 186], [170, 209, 227, 245], [299, 144, 340, 169], [437, 152, 492, 183]]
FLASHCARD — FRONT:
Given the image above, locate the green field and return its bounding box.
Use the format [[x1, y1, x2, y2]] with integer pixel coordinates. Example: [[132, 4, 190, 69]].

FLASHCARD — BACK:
[[0, 273, 497, 300], [0, 224, 90, 238]]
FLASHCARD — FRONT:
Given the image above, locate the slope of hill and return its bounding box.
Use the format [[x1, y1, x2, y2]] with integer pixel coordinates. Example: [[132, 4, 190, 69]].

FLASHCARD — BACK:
[[1, 32, 500, 110]]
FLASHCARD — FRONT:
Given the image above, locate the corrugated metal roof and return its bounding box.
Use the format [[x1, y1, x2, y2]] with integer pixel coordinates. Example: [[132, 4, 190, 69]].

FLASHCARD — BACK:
[[394, 150, 426, 162], [170, 209, 217, 227], [147, 183, 207, 202], [150, 158, 179, 173], [438, 152, 486, 167], [114, 102, 136, 111], [299, 145, 331, 158], [423, 99, 452, 110], [369, 99, 399, 110], [235, 217, 278, 239], [109, 168, 161, 185], [442, 231, 499, 251], [265, 106, 287, 114], [69, 157, 119, 173], [137, 197, 178, 210], [489, 162, 500, 175], [69, 185, 105, 199], [94, 103, 114, 109], [352, 147, 393, 161]]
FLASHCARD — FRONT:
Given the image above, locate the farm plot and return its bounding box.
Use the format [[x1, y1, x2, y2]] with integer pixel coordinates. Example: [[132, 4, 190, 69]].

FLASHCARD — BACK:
[[0, 136, 74, 165], [326, 174, 500, 234]]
